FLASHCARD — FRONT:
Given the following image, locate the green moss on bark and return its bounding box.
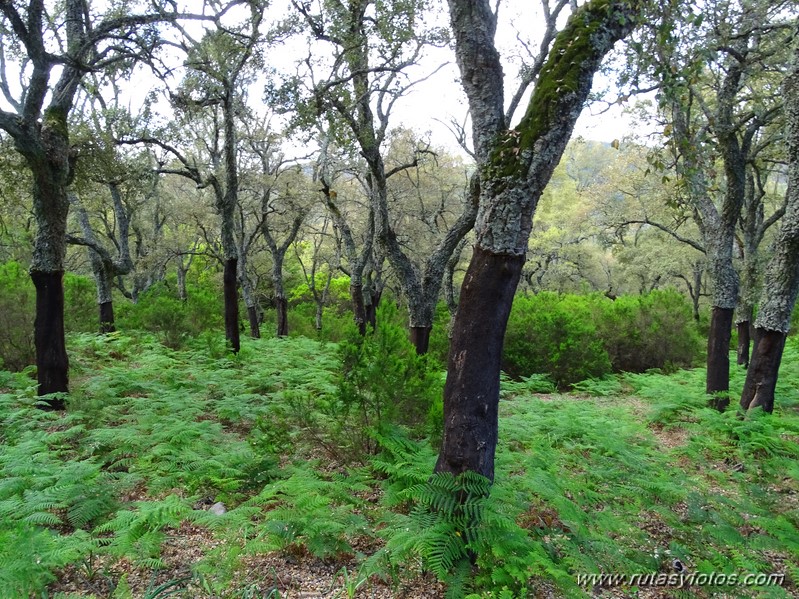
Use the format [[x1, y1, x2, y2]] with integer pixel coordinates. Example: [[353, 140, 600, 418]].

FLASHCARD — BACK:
[[43, 106, 69, 139], [485, 0, 626, 182]]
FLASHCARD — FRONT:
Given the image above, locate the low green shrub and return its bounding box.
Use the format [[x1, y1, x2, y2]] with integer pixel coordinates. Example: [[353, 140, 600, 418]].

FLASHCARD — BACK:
[[116, 280, 222, 348], [503, 292, 611, 387], [64, 272, 100, 333], [0, 261, 35, 371], [502, 291, 702, 388], [596, 289, 702, 373]]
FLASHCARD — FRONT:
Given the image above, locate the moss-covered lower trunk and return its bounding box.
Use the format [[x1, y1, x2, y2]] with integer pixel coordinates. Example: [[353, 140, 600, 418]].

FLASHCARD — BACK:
[[436, 0, 640, 482]]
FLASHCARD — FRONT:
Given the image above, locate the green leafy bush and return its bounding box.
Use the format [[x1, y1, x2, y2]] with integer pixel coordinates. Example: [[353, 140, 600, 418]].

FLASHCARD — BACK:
[[64, 272, 100, 333], [596, 289, 702, 373], [503, 291, 702, 388], [503, 292, 611, 387], [117, 280, 222, 348], [0, 261, 34, 371]]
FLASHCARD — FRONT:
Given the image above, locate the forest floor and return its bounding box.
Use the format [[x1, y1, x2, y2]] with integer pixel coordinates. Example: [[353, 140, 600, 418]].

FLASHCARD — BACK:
[[1, 331, 798, 598]]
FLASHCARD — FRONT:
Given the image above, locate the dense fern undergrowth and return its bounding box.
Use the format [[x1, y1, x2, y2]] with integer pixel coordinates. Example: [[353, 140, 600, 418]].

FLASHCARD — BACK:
[[1, 324, 798, 598]]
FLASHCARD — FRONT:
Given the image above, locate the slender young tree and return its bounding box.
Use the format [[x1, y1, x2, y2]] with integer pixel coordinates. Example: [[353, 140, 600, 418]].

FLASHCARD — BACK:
[[316, 130, 375, 335], [740, 37, 799, 414], [434, 0, 641, 480]]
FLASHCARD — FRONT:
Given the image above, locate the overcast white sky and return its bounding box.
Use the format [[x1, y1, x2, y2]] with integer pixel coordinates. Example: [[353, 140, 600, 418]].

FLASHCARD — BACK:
[[0, 0, 653, 157]]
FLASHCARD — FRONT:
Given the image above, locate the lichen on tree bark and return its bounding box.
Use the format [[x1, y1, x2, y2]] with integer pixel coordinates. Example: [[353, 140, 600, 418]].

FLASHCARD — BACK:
[[436, 0, 642, 479]]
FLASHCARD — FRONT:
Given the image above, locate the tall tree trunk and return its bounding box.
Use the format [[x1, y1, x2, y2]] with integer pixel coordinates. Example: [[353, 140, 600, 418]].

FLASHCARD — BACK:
[[177, 260, 189, 302], [271, 253, 289, 338], [740, 329, 786, 413], [691, 262, 703, 322], [435, 0, 640, 479], [31, 270, 68, 409], [740, 46, 799, 414], [435, 248, 524, 479], [247, 306, 261, 338], [239, 267, 261, 339], [275, 297, 289, 337], [707, 306, 734, 409], [28, 113, 72, 407], [736, 313, 752, 368], [409, 326, 432, 355], [224, 258, 241, 352], [99, 300, 115, 334], [702, 232, 740, 408], [350, 276, 367, 336]]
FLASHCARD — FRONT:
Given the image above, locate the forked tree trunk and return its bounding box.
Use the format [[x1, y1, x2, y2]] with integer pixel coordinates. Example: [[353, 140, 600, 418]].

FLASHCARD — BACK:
[[435, 0, 640, 480], [223, 258, 241, 352], [31, 270, 68, 409], [707, 306, 734, 410]]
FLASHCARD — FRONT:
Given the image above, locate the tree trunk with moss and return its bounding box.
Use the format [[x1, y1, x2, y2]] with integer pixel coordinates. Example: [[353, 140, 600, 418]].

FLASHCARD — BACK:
[[740, 46, 799, 414], [25, 111, 74, 409], [434, 0, 641, 481]]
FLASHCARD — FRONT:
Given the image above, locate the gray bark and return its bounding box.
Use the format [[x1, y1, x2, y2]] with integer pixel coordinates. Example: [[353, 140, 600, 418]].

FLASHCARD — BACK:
[[302, 3, 478, 345], [69, 184, 135, 306], [753, 52, 799, 333], [435, 0, 642, 480]]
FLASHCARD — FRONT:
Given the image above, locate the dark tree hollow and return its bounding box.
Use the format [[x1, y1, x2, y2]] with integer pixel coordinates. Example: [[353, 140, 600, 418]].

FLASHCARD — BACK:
[[31, 270, 68, 409], [224, 258, 241, 353], [707, 306, 734, 410], [434, 247, 524, 482], [740, 328, 786, 414]]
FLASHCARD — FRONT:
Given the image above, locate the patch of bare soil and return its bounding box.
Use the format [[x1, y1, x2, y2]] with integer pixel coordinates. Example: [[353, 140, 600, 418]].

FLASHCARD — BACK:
[[48, 519, 446, 598], [648, 424, 691, 451]]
